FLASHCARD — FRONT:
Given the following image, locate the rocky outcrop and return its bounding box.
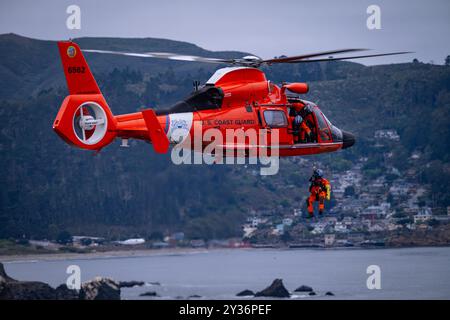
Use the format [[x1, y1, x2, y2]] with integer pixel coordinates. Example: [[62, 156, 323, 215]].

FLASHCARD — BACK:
[[55, 284, 80, 300], [0, 279, 57, 300], [0, 263, 16, 282], [236, 289, 255, 297], [1, 262, 79, 300], [325, 291, 335, 296], [79, 277, 121, 300], [294, 285, 313, 292], [255, 279, 290, 298], [386, 225, 450, 247], [118, 280, 145, 288], [1, 263, 123, 300], [309, 291, 316, 296]]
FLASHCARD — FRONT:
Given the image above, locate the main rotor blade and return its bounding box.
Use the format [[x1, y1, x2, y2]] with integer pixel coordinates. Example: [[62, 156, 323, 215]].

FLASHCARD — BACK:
[[283, 51, 413, 63], [262, 49, 368, 64], [82, 48, 413, 67], [82, 49, 235, 64]]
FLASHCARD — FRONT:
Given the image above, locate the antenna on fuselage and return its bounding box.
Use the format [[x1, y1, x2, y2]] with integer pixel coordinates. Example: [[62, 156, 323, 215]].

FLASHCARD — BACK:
[[193, 80, 200, 92]]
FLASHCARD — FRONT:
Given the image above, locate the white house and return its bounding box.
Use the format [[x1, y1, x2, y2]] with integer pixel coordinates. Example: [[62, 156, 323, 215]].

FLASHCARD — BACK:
[[414, 207, 433, 223], [311, 222, 327, 235], [251, 217, 262, 227], [324, 234, 336, 246], [334, 222, 348, 233], [282, 218, 293, 226], [374, 129, 400, 141]]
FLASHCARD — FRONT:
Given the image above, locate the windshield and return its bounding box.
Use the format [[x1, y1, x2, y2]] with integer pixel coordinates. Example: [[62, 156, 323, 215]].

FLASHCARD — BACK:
[[322, 112, 343, 142], [313, 107, 342, 142], [313, 108, 332, 142]]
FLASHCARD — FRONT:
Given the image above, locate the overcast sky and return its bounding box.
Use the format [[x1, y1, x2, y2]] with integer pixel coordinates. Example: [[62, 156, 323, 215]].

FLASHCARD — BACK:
[[1, 0, 449, 65]]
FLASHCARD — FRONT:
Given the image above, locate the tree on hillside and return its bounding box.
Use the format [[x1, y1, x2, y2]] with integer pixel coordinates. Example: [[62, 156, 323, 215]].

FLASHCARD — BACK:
[[56, 231, 72, 245], [445, 55, 450, 66], [344, 185, 356, 197]]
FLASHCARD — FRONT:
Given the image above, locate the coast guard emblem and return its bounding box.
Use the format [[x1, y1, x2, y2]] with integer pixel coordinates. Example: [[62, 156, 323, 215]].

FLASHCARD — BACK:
[[67, 46, 76, 58], [169, 119, 189, 143]]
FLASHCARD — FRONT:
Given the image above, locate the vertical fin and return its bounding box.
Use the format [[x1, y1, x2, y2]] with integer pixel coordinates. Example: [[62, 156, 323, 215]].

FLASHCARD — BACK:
[[142, 109, 170, 154], [57, 41, 101, 95]]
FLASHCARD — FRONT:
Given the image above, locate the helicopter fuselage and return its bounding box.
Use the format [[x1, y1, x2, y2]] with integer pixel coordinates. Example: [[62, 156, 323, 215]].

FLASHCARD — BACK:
[[113, 67, 355, 157]]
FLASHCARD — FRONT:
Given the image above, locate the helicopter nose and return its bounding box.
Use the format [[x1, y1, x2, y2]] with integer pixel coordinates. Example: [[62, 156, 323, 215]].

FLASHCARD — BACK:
[[342, 131, 355, 149]]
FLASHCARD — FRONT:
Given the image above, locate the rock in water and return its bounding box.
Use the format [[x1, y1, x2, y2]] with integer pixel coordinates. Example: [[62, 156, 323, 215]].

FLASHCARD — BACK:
[[309, 291, 317, 296], [55, 284, 80, 300], [325, 291, 335, 296], [118, 280, 145, 288], [0, 280, 57, 300], [255, 279, 290, 298], [1, 263, 120, 300], [80, 277, 121, 300], [294, 285, 313, 292], [0, 262, 16, 282], [139, 291, 158, 297], [0, 262, 62, 300], [236, 289, 255, 297]]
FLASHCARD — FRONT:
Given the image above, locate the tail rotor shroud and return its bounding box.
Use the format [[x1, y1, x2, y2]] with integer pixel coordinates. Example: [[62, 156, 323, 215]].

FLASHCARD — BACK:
[[73, 102, 107, 145]]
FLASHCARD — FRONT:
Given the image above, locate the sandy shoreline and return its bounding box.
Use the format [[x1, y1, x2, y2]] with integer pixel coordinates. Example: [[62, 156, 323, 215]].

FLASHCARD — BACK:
[[2, 245, 448, 263], [0, 247, 219, 263]]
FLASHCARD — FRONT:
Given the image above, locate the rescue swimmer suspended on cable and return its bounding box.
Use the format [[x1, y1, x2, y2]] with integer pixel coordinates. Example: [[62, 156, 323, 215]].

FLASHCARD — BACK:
[[307, 168, 331, 218]]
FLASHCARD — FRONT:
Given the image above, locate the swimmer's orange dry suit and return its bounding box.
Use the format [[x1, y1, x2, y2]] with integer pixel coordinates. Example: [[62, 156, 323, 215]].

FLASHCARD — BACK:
[[307, 177, 331, 216]]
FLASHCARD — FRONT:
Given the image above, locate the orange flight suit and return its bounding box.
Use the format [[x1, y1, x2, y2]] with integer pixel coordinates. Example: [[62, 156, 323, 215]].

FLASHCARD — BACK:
[[307, 177, 331, 216], [291, 102, 312, 142]]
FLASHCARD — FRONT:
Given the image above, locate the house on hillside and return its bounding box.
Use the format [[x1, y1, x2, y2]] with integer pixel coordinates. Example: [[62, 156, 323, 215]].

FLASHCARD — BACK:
[[374, 129, 400, 141], [413, 207, 432, 223], [324, 234, 336, 247]]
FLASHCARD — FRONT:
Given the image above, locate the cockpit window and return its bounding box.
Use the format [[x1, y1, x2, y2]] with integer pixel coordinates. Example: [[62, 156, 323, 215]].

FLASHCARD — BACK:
[[263, 110, 288, 128], [322, 113, 332, 127], [322, 112, 343, 142]]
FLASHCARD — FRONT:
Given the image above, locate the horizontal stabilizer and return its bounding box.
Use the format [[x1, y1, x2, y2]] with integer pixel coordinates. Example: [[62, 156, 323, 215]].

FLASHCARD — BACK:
[[142, 109, 170, 154]]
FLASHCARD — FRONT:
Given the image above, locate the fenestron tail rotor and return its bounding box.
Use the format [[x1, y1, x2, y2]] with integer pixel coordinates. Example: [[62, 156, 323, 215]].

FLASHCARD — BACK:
[[73, 102, 108, 145], [83, 47, 412, 67]]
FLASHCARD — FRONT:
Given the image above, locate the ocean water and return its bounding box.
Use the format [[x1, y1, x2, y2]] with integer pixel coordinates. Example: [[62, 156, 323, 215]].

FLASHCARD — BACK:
[[2, 247, 450, 299]]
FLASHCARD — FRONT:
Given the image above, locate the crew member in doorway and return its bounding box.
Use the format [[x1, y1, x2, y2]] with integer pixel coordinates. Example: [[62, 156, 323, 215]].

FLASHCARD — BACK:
[[291, 102, 313, 143], [306, 169, 331, 218]]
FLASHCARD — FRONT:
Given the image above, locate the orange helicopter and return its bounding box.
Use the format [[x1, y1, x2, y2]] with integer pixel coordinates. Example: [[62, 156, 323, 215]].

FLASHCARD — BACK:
[[53, 41, 409, 157]]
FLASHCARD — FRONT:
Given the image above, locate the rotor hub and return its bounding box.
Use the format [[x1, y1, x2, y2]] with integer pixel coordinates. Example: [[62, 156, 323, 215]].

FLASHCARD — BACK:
[[73, 102, 107, 145], [78, 115, 97, 130]]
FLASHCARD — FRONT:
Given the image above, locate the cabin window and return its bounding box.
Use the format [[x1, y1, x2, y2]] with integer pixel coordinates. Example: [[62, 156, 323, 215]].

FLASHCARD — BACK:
[[263, 110, 288, 128]]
